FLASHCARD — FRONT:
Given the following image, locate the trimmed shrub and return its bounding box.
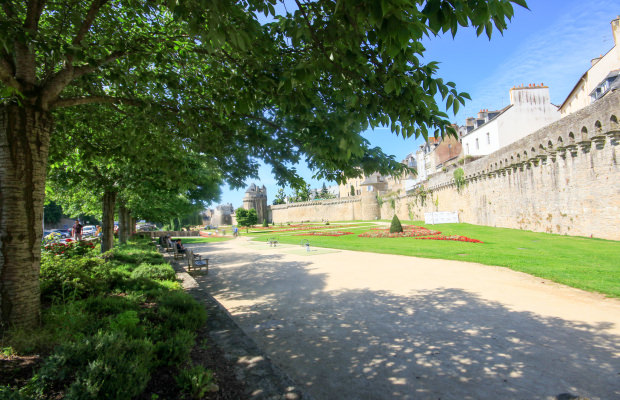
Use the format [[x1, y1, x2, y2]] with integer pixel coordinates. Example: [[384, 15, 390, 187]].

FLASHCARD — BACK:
[[130, 263, 176, 282], [389, 215, 403, 233]]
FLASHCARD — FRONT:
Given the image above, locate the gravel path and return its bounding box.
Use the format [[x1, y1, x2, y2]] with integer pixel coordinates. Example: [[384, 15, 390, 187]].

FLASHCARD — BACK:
[[185, 237, 620, 400]]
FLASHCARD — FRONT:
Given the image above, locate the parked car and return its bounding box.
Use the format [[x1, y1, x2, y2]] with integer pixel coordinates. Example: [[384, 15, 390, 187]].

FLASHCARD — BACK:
[[53, 229, 72, 238], [81, 225, 97, 237], [43, 230, 57, 240]]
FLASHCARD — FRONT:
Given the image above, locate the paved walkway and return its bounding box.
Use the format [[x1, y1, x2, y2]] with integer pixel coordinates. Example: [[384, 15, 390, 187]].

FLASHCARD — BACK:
[[186, 237, 620, 400]]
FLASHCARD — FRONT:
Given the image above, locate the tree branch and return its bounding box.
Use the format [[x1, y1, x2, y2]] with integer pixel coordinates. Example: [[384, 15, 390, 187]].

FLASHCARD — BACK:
[[0, 57, 20, 91], [73, 49, 127, 78], [73, 0, 110, 45], [51, 95, 144, 109], [24, 0, 46, 31], [40, 49, 127, 108], [2, 3, 15, 18]]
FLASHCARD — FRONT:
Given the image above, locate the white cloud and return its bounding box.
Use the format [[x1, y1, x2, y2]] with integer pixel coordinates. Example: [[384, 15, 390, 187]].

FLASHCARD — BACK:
[[460, 1, 618, 121]]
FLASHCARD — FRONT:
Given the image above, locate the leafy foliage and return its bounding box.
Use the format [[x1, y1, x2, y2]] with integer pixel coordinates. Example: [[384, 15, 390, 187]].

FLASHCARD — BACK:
[[2, 238, 207, 398], [176, 365, 219, 399], [454, 168, 467, 193], [273, 188, 287, 205], [236, 208, 258, 230], [390, 215, 404, 233], [130, 263, 177, 282], [0, 0, 529, 327]]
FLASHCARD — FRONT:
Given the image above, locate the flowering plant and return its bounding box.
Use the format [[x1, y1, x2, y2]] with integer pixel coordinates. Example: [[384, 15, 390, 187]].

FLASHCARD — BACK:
[[415, 235, 483, 243], [359, 225, 441, 238], [43, 240, 97, 257], [251, 224, 350, 233], [294, 231, 353, 237]]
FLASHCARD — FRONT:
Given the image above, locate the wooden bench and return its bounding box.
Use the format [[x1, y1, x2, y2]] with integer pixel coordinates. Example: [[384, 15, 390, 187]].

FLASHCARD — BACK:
[[162, 238, 175, 253], [187, 250, 208, 273], [173, 243, 186, 260], [268, 238, 279, 247]]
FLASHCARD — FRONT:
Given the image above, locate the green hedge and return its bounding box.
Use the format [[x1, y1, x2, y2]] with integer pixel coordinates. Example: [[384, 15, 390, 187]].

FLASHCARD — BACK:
[[2, 238, 207, 399]]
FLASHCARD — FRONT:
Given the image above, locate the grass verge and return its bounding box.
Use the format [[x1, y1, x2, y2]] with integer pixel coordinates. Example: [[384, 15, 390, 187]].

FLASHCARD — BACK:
[[249, 221, 620, 298]]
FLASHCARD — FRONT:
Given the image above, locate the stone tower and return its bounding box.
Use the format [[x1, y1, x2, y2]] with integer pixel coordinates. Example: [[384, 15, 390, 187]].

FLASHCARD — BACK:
[[212, 203, 234, 226], [360, 173, 388, 220], [242, 183, 269, 223]]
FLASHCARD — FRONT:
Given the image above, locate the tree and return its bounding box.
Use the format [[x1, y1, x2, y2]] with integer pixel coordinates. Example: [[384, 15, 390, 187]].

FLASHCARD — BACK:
[[321, 183, 329, 198], [294, 183, 312, 203], [273, 188, 287, 205], [236, 208, 258, 233], [47, 105, 221, 251], [0, 1, 527, 327], [390, 215, 403, 233], [43, 201, 63, 226]]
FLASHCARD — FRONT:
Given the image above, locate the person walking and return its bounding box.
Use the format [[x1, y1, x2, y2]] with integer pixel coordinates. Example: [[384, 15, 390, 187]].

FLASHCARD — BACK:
[[72, 220, 83, 241]]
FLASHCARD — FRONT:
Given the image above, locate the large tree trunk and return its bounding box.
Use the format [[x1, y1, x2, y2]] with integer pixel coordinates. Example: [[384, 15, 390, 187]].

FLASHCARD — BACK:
[[118, 203, 128, 245], [0, 105, 52, 329], [101, 190, 116, 253], [129, 211, 136, 236]]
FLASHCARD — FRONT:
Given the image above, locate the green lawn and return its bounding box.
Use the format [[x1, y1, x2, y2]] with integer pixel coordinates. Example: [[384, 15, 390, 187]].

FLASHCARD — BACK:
[[246, 221, 620, 298]]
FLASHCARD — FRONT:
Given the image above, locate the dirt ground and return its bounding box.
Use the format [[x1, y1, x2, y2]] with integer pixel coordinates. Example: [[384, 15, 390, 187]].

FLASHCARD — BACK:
[[186, 237, 620, 400]]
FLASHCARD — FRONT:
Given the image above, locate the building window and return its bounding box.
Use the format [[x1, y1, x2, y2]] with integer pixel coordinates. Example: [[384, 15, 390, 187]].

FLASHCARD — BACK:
[[475, 138, 479, 150], [486, 132, 490, 145]]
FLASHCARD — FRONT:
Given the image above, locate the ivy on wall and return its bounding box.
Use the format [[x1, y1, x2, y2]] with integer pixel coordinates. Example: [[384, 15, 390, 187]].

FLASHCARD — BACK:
[[454, 168, 467, 193]]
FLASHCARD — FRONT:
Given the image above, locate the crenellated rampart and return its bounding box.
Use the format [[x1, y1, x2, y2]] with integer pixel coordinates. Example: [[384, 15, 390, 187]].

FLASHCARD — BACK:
[[268, 91, 620, 240]]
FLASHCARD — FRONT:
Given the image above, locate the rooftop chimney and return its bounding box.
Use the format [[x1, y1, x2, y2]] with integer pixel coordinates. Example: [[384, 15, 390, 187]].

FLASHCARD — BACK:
[[613, 16, 620, 47], [591, 55, 603, 66]]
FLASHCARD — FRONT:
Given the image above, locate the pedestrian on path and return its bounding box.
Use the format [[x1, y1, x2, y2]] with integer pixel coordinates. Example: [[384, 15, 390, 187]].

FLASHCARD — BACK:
[[72, 220, 83, 241]]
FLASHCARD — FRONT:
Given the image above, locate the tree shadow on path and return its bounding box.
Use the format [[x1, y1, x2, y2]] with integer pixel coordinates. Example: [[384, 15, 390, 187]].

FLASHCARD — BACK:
[[192, 243, 620, 400]]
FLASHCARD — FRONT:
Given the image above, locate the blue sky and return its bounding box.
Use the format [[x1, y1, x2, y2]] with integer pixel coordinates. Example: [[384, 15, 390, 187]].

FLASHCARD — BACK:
[[216, 0, 620, 209]]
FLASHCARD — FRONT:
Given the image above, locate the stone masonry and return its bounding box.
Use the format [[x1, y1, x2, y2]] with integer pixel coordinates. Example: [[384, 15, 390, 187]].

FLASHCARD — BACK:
[[269, 91, 620, 240]]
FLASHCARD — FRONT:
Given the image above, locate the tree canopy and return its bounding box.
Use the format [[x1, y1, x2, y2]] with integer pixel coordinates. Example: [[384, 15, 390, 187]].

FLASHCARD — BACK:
[[0, 0, 527, 328]]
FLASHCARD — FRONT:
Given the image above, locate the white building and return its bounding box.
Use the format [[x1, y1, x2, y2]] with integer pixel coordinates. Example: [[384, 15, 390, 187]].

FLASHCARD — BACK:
[[559, 17, 620, 116], [462, 84, 560, 157]]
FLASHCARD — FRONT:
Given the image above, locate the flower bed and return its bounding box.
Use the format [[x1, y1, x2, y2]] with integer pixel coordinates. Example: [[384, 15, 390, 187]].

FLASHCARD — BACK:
[[359, 225, 481, 242], [43, 239, 96, 256], [251, 224, 350, 233], [359, 225, 441, 238], [415, 235, 483, 243], [294, 231, 354, 237]]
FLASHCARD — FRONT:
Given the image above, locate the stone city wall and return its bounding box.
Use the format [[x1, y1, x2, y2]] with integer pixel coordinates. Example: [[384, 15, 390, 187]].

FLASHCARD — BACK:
[[270, 197, 362, 223], [388, 90, 620, 240], [267, 91, 620, 240]]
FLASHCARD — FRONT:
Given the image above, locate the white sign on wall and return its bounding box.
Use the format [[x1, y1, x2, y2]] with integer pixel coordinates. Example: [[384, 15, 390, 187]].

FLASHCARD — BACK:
[[424, 211, 459, 225]]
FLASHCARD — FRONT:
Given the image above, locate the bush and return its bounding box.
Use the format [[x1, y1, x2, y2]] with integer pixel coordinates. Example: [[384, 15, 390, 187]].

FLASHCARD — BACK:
[[157, 292, 207, 332], [43, 240, 97, 257], [154, 329, 196, 367], [105, 245, 165, 266], [389, 215, 403, 233], [130, 263, 176, 282], [29, 331, 154, 400], [40, 253, 107, 302]]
